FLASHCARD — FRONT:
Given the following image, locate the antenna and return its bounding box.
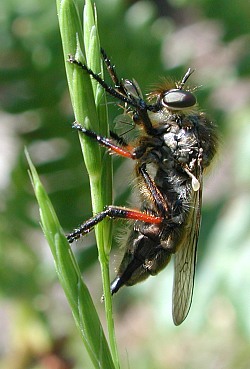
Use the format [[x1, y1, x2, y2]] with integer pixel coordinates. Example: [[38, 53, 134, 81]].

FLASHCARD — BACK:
[[179, 68, 195, 89]]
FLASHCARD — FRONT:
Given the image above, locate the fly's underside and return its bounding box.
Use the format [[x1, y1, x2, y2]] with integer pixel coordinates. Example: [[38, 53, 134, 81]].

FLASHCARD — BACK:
[[67, 49, 218, 325]]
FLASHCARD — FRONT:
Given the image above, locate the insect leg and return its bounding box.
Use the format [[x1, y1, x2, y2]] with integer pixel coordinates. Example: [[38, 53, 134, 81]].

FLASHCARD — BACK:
[[109, 130, 129, 147], [68, 54, 156, 135], [138, 164, 169, 217], [68, 55, 138, 109], [72, 122, 139, 159], [67, 206, 162, 243], [100, 48, 127, 96], [100, 49, 157, 136], [110, 166, 171, 294]]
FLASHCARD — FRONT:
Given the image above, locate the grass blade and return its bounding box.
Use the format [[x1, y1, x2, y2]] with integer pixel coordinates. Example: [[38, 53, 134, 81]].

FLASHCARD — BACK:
[[26, 149, 115, 369]]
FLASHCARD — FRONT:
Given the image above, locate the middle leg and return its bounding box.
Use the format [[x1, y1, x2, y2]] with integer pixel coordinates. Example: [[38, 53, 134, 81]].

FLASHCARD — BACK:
[[72, 122, 138, 159]]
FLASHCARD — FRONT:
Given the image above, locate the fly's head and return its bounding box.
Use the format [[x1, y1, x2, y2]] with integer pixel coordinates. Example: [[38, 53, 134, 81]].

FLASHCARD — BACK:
[[147, 68, 198, 127]]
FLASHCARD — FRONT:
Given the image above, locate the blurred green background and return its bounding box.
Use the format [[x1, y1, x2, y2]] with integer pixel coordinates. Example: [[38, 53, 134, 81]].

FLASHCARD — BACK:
[[1, 0, 250, 368]]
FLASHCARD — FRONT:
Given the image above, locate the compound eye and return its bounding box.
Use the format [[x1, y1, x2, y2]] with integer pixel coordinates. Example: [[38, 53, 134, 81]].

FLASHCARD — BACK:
[[162, 89, 196, 109]]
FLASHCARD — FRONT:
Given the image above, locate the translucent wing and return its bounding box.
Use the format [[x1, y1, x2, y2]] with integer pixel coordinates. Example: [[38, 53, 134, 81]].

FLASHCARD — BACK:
[[172, 177, 202, 325], [122, 78, 143, 101]]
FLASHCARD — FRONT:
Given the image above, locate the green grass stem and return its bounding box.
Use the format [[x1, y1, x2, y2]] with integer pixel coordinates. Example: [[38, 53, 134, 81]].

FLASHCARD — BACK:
[[27, 0, 119, 367]]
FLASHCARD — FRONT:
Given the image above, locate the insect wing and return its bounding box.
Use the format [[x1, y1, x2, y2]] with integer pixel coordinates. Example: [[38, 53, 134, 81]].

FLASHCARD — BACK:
[[172, 178, 202, 325], [113, 113, 136, 140], [122, 78, 143, 101]]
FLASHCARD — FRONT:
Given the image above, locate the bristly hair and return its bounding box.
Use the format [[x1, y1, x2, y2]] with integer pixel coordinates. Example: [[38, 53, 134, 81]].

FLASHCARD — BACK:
[[147, 76, 196, 103], [146, 77, 176, 102]]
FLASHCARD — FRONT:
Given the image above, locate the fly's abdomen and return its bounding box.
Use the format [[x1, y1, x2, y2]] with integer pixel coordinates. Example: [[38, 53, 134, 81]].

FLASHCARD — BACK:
[[111, 223, 172, 294]]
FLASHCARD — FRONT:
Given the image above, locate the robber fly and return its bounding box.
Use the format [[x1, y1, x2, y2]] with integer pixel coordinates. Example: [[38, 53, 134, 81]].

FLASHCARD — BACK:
[[67, 49, 218, 325]]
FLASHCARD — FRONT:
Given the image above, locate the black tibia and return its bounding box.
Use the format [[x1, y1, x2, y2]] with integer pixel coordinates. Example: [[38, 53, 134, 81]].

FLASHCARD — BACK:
[[101, 48, 120, 87], [67, 205, 162, 244], [67, 206, 135, 243], [100, 48, 127, 97]]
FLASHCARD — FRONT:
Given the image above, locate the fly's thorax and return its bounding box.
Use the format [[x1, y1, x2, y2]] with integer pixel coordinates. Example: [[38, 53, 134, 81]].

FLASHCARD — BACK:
[[148, 109, 171, 128], [158, 120, 199, 167]]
